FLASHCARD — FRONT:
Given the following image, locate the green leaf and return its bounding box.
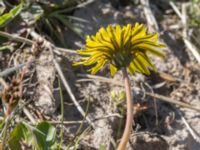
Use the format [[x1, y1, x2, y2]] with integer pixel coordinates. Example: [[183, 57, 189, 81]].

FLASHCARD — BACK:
[[34, 121, 56, 150], [8, 121, 56, 150], [99, 145, 107, 150], [53, 13, 84, 39], [0, 118, 6, 132], [20, 4, 43, 25], [110, 63, 117, 77], [0, 3, 23, 27], [0, 45, 13, 51], [8, 123, 28, 150], [65, 16, 89, 23]]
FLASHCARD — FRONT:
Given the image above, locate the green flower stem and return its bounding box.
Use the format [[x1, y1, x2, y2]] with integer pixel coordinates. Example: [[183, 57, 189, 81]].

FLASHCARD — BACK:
[[117, 68, 133, 150]]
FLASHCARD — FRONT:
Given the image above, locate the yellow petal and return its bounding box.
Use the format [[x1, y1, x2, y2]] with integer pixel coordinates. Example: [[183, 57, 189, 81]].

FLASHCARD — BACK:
[[132, 23, 146, 38], [110, 64, 118, 77], [132, 56, 147, 74], [123, 24, 132, 46], [89, 60, 106, 74], [131, 34, 158, 45], [127, 62, 136, 75], [83, 53, 104, 66], [115, 25, 123, 49], [135, 45, 165, 58], [136, 54, 150, 75]]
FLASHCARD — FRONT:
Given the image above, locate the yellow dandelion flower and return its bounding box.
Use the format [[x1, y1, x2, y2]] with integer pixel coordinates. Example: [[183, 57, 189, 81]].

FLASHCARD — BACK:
[[74, 23, 165, 77]]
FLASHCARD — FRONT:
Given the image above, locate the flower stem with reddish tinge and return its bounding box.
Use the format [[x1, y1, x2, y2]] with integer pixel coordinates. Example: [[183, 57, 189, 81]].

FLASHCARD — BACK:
[[117, 68, 134, 150]]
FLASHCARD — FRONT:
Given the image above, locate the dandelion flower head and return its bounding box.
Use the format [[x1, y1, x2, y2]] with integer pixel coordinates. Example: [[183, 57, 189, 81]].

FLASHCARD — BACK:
[[74, 23, 165, 77]]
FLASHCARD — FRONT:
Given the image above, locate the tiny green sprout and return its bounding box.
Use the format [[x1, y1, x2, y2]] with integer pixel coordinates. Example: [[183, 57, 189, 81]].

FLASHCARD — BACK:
[[111, 90, 126, 104], [74, 23, 165, 150]]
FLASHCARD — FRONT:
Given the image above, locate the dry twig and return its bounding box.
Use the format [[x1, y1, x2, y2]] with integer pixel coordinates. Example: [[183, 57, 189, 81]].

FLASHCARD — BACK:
[[23, 107, 36, 124], [170, 1, 200, 63], [176, 110, 200, 143], [0, 31, 77, 55], [49, 113, 122, 125], [140, 0, 159, 31]]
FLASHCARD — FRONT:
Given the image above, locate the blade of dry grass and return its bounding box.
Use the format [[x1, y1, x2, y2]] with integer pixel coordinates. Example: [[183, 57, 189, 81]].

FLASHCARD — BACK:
[[176, 109, 200, 143], [0, 31, 77, 55], [169, 1, 200, 63], [140, 0, 159, 31]]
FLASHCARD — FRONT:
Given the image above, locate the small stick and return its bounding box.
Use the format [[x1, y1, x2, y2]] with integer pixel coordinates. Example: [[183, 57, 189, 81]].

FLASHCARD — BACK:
[[46, 120, 84, 125], [75, 0, 95, 9], [182, 39, 200, 63], [182, 3, 200, 64], [0, 63, 27, 77], [0, 31, 77, 55], [176, 109, 200, 143], [0, 31, 33, 45], [48, 113, 122, 125], [23, 107, 36, 124], [53, 59, 95, 128], [169, 1, 183, 20], [140, 0, 159, 31], [145, 92, 200, 112]]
